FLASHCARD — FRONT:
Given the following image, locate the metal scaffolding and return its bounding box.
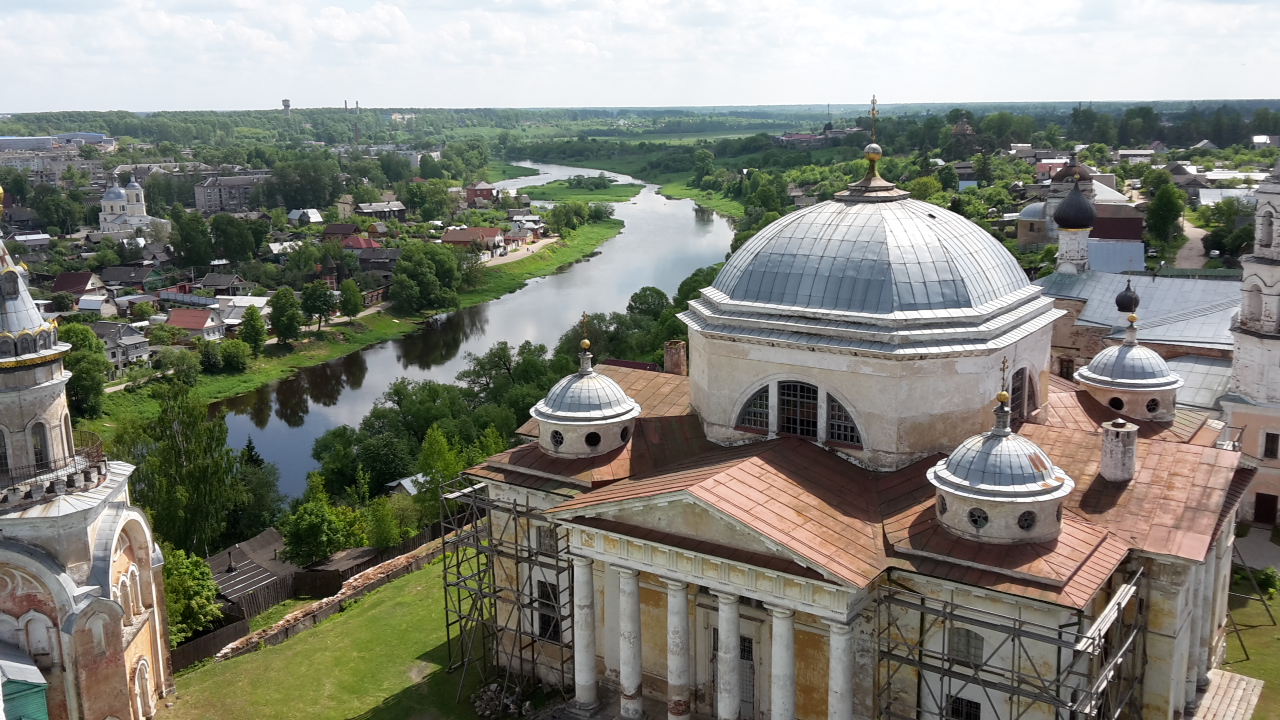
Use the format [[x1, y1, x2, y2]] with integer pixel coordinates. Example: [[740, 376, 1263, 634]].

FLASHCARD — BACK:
[[441, 475, 575, 702], [876, 568, 1146, 720]]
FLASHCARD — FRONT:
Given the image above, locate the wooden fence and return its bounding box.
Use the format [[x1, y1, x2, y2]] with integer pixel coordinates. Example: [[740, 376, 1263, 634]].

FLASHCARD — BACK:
[[230, 574, 295, 619], [171, 614, 250, 672]]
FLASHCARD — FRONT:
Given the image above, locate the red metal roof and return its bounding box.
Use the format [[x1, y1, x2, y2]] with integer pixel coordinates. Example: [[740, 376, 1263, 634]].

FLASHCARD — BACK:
[[51, 271, 98, 293], [167, 308, 217, 330], [340, 235, 381, 249]]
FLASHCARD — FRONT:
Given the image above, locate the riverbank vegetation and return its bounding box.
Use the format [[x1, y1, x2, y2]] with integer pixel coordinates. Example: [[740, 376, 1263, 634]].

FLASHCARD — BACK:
[[519, 175, 644, 203], [485, 162, 539, 182]]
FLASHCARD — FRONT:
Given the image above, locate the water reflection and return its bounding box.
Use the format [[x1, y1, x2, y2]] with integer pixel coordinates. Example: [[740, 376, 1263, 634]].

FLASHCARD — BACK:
[[220, 163, 734, 496]]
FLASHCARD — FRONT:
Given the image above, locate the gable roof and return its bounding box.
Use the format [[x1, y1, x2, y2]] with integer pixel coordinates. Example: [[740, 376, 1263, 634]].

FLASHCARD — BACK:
[[341, 235, 382, 249], [200, 273, 245, 288], [167, 308, 219, 330], [51, 271, 99, 293], [100, 265, 157, 284], [322, 223, 358, 236]]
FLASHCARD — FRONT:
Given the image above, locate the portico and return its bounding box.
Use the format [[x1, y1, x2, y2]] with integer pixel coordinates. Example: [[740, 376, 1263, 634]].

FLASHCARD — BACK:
[[559, 519, 869, 720]]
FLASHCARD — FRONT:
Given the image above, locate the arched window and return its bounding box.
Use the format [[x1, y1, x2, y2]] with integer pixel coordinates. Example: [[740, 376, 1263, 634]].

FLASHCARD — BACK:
[[736, 386, 769, 431], [1245, 285, 1263, 325], [826, 395, 862, 446], [1261, 210, 1274, 249], [31, 422, 48, 470], [63, 415, 73, 457], [778, 382, 818, 438], [89, 614, 107, 655], [0, 614, 20, 649], [118, 579, 133, 623], [0, 431, 9, 476], [136, 658, 156, 718], [18, 336, 32, 356], [950, 627, 985, 666], [0, 338, 13, 357], [37, 331, 49, 350], [1010, 368, 1031, 421], [22, 612, 56, 667]]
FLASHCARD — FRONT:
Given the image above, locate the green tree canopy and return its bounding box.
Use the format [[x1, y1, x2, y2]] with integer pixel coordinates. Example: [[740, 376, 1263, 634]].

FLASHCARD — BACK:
[[61, 323, 111, 418], [339, 279, 363, 320], [300, 280, 335, 330], [161, 543, 222, 646], [269, 288, 304, 345], [239, 305, 267, 357]]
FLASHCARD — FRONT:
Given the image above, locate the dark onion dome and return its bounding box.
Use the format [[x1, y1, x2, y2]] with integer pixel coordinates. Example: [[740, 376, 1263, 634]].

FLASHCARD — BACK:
[[1115, 279, 1140, 314], [1053, 181, 1096, 230]]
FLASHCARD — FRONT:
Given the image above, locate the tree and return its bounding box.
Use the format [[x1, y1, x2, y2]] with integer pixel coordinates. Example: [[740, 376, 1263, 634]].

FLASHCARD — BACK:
[[130, 301, 157, 322], [156, 347, 200, 386], [691, 149, 716, 184], [221, 440, 284, 546], [61, 323, 111, 418], [219, 339, 252, 373], [161, 543, 222, 646], [1146, 184, 1186, 246], [300, 280, 335, 330], [209, 214, 256, 262], [278, 475, 365, 566], [197, 339, 222, 373], [626, 287, 671, 320], [1142, 167, 1174, 197], [905, 176, 943, 201], [269, 288, 304, 345], [364, 497, 407, 549], [339, 279, 363, 320], [239, 305, 267, 357], [50, 292, 75, 312], [146, 323, 187, 347], [169, 205, 215, 267], [113, 383, 246, 554]]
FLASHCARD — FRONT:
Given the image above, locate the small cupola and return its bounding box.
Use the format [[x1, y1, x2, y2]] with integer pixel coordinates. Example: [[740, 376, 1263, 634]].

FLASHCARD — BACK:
[[1053, 180, 1096, 230], [927, 383, 1075, 545], [1074, 312, 1182, 422], [1114, 278, 1140, 314], [530, 337, 641, 459]]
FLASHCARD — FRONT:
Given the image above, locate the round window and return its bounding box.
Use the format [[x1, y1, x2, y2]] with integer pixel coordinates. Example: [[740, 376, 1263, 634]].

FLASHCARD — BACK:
[[938, 495, 948, 515], [968, 508, 989, 529], [1056, 505, 1062, 522], [620, 426, 630, 443], [1109, 397, 1125, 411], [550, 430, 564, 447], [1146, 398, 1160, 413], [1017, 511, 1037, 531], [585, 432, 601, 448]]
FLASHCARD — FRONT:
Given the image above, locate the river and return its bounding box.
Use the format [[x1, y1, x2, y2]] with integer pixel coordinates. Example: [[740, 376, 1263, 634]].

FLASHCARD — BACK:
[[217, 163, 733, 497]]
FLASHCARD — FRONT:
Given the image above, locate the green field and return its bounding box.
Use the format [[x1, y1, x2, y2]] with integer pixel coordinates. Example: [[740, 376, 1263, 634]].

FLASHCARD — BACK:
[[1223, 577, 1280, 719], [485, 163, 539, 183], [655, 179, 746, 219], [457, 219, 625, 307], [81, 312, 421, 444], [519, 180, 645, 203], [160, 560, 483, 720]]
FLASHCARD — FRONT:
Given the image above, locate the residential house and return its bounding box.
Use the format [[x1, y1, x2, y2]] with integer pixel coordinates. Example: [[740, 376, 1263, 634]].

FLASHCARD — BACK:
[[167, 308, 225, 341], [141, 243, 173, 269], [215, 296, 271, 332], [114, 294, 160, 317], [354, 247, 401, 276], [92, 321, 151, 378], [440, 227, 505, 261], [1091, 203, 1146, 242], [8, 233, 51, 251], [51, 271, 104, 298], [198, 273, 254, 296], [340, 235, 382, 250], [287, 209, 322, 226], [194, 175, 267, 214], [1115, 149, 1155, 164], [1192, 139, 1219, 151], [954, 161, 977, 189], [74, 295, 115, 316], [506, 229, 534, 247], [464, 182, 497, 204], [321, 223, 358, 242], [100, 265, 164, 292], [1148, 140, 1169, 154], [367, 222, 389, 239], [386, 475, 423, 496], [354, 201, 407, 222]]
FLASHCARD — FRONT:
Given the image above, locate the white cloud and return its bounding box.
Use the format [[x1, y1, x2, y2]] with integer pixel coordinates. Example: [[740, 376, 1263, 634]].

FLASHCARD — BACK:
[[0, 0, 1274, 111]]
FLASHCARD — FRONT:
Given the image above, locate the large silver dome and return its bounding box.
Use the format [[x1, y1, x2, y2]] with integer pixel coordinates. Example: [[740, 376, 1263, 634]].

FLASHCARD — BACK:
[[712, 198, 1029, 316], [531, 354, 640, 423], [103, 186, 126, 201]]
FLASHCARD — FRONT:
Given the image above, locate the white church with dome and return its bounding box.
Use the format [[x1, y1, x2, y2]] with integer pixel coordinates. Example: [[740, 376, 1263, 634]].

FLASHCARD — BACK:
[[447, 145, 1255, 720], [99, 179, 169, 236]]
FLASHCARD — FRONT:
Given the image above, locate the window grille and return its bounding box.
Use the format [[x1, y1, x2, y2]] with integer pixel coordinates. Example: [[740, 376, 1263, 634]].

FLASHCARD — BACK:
[[737, 387, 769, 430], [535, 525, 558, 555], [536, 580, 562, 643], [826, 395, 861, 445], [950, 627, 984, 665], [947, 696, 981, 720], [1266, 432, 1280, 460], [778, 382, 818, 438]]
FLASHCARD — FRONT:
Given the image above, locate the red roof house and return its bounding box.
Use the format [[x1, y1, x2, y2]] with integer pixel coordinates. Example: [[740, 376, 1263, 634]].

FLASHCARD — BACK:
[[166, 308, 226, 341], [51, 272, 104, 298], [340, 235, 382, 250], [440, 227, 504, 251]]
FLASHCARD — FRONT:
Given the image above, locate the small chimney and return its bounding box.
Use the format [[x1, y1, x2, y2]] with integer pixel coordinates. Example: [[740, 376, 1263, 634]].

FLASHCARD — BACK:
[[1100, 419, 1137, 482], [664, 340, 687, 376]]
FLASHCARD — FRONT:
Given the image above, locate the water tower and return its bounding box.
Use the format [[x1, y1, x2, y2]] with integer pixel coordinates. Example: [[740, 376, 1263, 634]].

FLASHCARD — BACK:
[[282, 99, 291, 117]]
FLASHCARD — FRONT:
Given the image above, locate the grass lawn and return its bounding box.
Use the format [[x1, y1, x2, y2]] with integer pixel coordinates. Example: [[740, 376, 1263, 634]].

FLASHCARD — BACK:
[[656, 178, 746, 219], [457, 219, 625, 307], [160, 560, 481, 720], [485, 163, 539, 183], [81, 312, 421, 445], [249, 598, 315, 633], [518, 180, 645, 203], [1222, 578, 1280, 718]]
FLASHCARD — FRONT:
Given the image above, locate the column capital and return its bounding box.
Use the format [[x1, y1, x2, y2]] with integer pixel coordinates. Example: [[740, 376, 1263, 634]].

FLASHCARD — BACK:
[[571, 555, 595, 568], [617, 566, 640, 578], [711, 591, 740, 604], [762, 602, 795, 618], [664, 579, 689, 591], [824, 619, 853, 635]]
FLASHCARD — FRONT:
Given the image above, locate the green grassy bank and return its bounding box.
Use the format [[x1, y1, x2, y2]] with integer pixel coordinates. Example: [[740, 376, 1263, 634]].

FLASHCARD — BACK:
[[518, 180, 644, 203], [457, 218, 625, 306], [484, 162, 539, 182], [158, 560, 482, 720]]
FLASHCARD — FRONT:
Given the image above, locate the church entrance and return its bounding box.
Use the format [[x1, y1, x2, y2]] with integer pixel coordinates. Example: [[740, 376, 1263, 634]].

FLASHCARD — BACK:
[[712, 628, 756, 720], [1256, 493, 1278, 526]]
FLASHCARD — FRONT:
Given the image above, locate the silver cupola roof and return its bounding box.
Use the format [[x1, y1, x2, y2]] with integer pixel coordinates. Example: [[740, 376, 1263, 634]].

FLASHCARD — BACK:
[[1076, 314, 1183, 391], [531, 347, 641, 424]]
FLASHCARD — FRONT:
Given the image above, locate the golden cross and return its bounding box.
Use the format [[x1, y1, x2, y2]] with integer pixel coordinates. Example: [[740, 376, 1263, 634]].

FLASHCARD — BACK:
[[581, 312, 589, 338], [1000, 357, 1009, 390], [869, 95, 879, 141]]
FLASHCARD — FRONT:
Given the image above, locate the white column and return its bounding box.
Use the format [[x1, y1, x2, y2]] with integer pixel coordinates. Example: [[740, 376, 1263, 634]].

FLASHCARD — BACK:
[[826, 621, 854, 720], [619, 568, 644, 720], [765, 604, 795, 720], [666, 581, 691, 720], [1197, 547, 1217, 685], [1184, 560, 1205, 708], [714, 593, 741, 720], [573, 556, 599, 710]]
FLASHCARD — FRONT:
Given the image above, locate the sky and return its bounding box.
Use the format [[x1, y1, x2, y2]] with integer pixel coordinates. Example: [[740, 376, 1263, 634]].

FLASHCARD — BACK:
[[1, 0, 1275, 113]]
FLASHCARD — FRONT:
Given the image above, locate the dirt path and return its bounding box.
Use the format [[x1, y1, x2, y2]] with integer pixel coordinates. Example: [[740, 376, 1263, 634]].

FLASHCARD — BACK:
[[483, 235, 560, 266], [1176, 218, 1207, 269]]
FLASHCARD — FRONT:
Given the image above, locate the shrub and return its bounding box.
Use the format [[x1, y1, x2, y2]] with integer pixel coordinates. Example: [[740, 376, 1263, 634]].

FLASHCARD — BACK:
[[219, 339, 252, 374], [1257, 566, 1280, 598], [197, 340, 222, 373]]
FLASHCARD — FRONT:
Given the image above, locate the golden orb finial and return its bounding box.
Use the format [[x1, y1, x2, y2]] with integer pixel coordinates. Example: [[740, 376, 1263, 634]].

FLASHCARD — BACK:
[[996, 390, 1010, 403], [1128, 313, 1138, 324], [580, 338, 591, 350]]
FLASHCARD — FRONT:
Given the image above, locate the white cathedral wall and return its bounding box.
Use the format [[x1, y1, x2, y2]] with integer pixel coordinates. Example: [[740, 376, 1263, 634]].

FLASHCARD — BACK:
[[687, 324, 1053, 471], [0, 366, 73, 471]]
